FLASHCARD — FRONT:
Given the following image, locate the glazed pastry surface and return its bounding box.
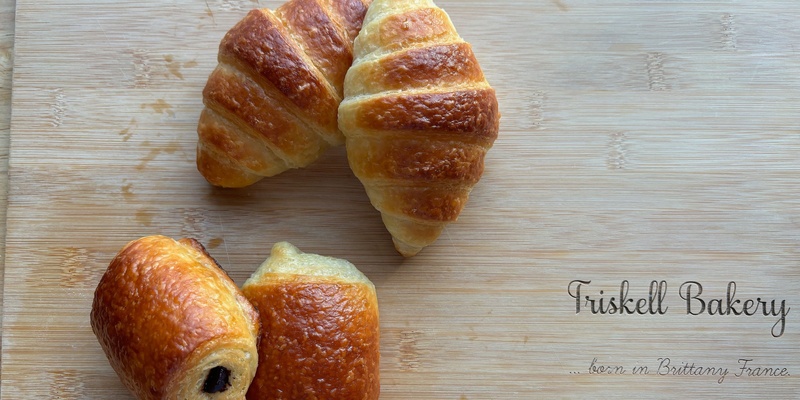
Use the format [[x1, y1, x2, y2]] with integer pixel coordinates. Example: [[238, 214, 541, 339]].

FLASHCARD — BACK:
[[339, 0, 500, 256], [197, 0, 373, 187], [242, 242, 380, 399], [91, 235, 260, 400]]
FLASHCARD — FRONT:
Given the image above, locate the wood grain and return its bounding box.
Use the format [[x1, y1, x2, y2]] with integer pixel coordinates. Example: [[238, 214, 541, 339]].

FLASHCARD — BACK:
[[0, 0, 16, 390], [3, 0, 800, 398]]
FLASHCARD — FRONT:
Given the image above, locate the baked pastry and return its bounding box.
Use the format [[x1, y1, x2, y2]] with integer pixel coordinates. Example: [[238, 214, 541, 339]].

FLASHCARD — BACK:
[[338, 0, 500, 257], [197, 0, 373, 187], [242, 242, 380, 399], [90, 235, 260, 399]]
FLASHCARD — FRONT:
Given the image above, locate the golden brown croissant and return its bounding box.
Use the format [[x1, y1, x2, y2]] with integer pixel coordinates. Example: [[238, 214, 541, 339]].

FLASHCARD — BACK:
[[91, 236, 260, 399], [242, 242, 380, 399], [197, 0, 373, 187], [338, 0, 500, 256]]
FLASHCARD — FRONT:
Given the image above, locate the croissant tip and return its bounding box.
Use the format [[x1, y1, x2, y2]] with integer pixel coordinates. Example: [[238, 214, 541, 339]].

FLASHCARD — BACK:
[[392, 239, 423, 258], [196, 144, 266, 188]]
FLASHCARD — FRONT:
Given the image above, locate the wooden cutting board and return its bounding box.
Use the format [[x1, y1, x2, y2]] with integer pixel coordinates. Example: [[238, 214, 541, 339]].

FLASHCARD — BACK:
[[3, 0, 799, 398]]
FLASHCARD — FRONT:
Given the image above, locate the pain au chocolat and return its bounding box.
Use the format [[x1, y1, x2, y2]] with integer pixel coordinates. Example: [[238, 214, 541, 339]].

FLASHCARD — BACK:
[[91, 235, 260, 399], [242, 242, 380, 399]]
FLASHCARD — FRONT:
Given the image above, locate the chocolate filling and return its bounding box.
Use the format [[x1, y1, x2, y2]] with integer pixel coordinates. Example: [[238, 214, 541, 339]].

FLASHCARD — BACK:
[[203, 366, 231, 393]]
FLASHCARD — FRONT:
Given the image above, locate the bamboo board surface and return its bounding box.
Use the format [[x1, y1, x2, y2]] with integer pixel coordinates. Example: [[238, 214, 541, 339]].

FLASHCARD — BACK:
[[3, 0, 800, 398], [0, 0, 15, 375]]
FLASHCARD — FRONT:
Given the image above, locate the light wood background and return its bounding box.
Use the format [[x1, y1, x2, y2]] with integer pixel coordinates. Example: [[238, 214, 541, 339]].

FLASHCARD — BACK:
[[2, 0, 800, 398], [0, 0, 15, 382]]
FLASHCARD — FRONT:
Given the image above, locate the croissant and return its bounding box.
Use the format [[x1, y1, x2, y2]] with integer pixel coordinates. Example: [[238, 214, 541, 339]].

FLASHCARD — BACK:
[[90, 236, 260, 399], [338, 0, 500, 257], [242, 242, 380, 399], [197, 0, 373, 187]]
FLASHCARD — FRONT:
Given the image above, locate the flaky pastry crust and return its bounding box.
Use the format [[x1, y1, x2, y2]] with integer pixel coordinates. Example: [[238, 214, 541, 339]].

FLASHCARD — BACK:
[[338, 0, 500, 256], [91, 235, 260, 400], [197, 0, 373, 187], [242, 242, 380, 399]]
